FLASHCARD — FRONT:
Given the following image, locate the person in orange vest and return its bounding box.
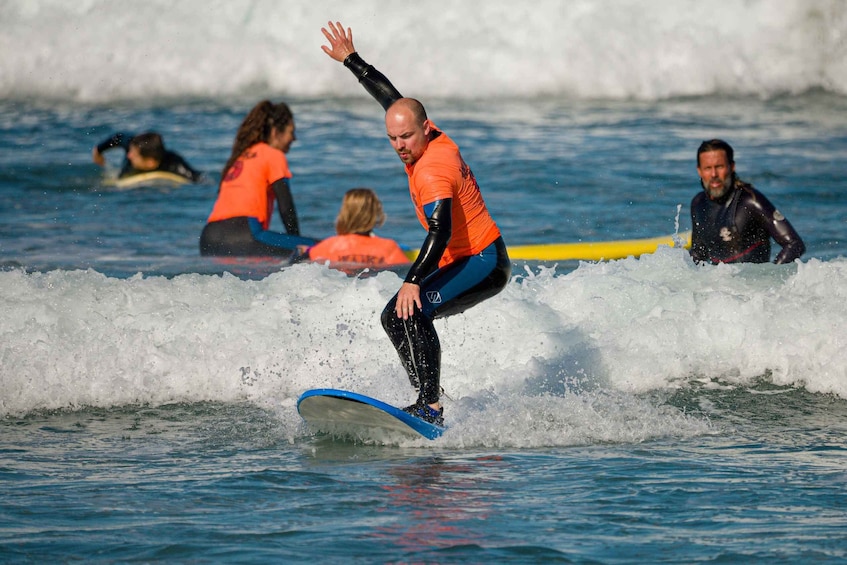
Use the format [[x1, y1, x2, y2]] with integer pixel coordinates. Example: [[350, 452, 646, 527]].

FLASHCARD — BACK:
[[321, 22, 511, 426], [304, 188, 409, 267], [200, 100, 316, 256]]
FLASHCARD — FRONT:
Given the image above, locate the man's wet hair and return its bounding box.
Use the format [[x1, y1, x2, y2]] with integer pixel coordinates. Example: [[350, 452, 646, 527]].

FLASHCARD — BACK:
[[697, 139, 734, 166], [130, 132, 166, 162]]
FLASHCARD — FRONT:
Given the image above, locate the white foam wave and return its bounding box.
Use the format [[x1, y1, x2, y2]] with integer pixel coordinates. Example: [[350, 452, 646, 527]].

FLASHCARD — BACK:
[[2, 252, 846, 447], [1, 0, 845, 102]]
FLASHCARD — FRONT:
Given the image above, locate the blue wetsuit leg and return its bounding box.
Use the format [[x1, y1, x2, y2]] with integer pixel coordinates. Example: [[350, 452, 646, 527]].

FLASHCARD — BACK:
[[381, 237, 510, 404]]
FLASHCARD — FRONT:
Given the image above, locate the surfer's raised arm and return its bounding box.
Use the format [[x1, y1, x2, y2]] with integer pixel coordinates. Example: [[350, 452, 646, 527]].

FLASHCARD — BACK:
[[320, 20, 402, 111]]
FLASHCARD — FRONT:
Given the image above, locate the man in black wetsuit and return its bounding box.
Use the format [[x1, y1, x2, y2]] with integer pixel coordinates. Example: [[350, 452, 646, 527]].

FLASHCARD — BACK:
[[690, 139, 805, 264], [92, 131, 202, 182]]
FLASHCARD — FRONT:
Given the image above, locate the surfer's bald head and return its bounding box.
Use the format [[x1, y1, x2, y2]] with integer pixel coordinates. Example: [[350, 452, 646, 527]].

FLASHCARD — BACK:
[[387, 98, 428, 127]]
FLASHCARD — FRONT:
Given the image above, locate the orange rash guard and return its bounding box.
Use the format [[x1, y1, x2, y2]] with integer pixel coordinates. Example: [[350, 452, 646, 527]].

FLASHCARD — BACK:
[[405, 127, 500, 268], [207, 142, 291, 229], [307, 234, 409, 266]]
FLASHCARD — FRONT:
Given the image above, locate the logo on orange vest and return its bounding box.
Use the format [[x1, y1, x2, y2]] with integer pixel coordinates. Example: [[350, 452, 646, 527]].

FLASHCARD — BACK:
[[223, 160, 243, 182], [426, 291, 442, 304]]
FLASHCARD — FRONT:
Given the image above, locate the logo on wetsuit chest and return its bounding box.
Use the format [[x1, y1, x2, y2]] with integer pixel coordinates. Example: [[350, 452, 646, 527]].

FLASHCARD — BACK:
[[426, 291, 442, 304], [719, 227, 733, 242]]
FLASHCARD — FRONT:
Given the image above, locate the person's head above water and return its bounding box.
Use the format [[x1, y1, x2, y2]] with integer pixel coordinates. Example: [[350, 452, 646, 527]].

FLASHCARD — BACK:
[[335, 188, 387, 235], [127, 132, 165, 170], [696, 138, 736, 201], [223, 100, 296, 177]]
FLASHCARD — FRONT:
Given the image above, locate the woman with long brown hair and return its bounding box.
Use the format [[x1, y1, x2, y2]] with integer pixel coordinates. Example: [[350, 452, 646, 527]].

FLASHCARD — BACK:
[[200, 100, 316, 256]]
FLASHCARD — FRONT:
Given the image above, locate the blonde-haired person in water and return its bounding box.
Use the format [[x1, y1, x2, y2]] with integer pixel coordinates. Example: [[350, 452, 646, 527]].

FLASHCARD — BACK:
[[305, 188, 409, 266]]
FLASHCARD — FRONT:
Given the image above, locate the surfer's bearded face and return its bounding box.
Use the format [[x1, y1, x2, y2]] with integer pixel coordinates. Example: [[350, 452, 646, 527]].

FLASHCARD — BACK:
[[697, 149, 734, 200]]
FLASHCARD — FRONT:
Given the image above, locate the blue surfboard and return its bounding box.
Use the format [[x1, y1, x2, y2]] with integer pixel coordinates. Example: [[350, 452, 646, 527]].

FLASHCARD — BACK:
[[297, 388, 445, 441]]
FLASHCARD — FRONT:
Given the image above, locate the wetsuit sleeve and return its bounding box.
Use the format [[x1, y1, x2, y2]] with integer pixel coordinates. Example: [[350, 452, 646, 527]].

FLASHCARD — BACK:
[[96, 132, 131, 154], [745, 191, 806, 264], [405, 199, 452, 285], [271, 178, 300, 235], [771, 218, 805, 264], [343, 53, 403, 111]]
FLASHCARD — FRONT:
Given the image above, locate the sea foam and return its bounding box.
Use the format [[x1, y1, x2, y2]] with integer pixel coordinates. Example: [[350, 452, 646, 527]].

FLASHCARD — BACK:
[[3, 251, 846, 421]]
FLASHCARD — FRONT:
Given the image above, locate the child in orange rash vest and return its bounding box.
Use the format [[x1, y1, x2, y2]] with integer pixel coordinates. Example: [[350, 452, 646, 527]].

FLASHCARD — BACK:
[[305, 188, 409, 268]]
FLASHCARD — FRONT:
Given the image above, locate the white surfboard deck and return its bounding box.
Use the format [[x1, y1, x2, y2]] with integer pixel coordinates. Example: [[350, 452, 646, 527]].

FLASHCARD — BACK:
[[297, 388, 445, 441]]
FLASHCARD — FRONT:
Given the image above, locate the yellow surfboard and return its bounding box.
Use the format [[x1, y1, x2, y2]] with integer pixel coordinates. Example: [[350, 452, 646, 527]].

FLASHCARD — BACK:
[[404, 232, 691, 262]]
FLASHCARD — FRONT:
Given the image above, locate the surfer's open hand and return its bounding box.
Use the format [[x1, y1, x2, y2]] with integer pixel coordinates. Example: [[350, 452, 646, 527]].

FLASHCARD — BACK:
[[321, 21, 356, 62]]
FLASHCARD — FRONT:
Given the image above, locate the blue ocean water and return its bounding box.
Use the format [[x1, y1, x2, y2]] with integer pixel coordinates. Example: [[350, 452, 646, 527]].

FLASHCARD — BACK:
[[2, 1, 847, 562]]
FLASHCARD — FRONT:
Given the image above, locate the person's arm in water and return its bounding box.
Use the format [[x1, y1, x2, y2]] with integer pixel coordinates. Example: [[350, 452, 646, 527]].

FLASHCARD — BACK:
[[772, 227, 805, 264], [321, 21, 403, 110], [272, 178, 300, 235], [92, 132, 131, 166]]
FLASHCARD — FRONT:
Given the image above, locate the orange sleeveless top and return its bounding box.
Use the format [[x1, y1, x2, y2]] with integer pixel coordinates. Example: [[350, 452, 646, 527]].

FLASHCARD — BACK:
[[207, 142, 291, 229]]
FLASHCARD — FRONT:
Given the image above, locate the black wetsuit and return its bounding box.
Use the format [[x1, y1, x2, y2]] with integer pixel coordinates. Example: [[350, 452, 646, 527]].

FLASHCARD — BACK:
[[343, 53, 511, 409], [690, 180, 805, 264], [96, 133, 203, 182]]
